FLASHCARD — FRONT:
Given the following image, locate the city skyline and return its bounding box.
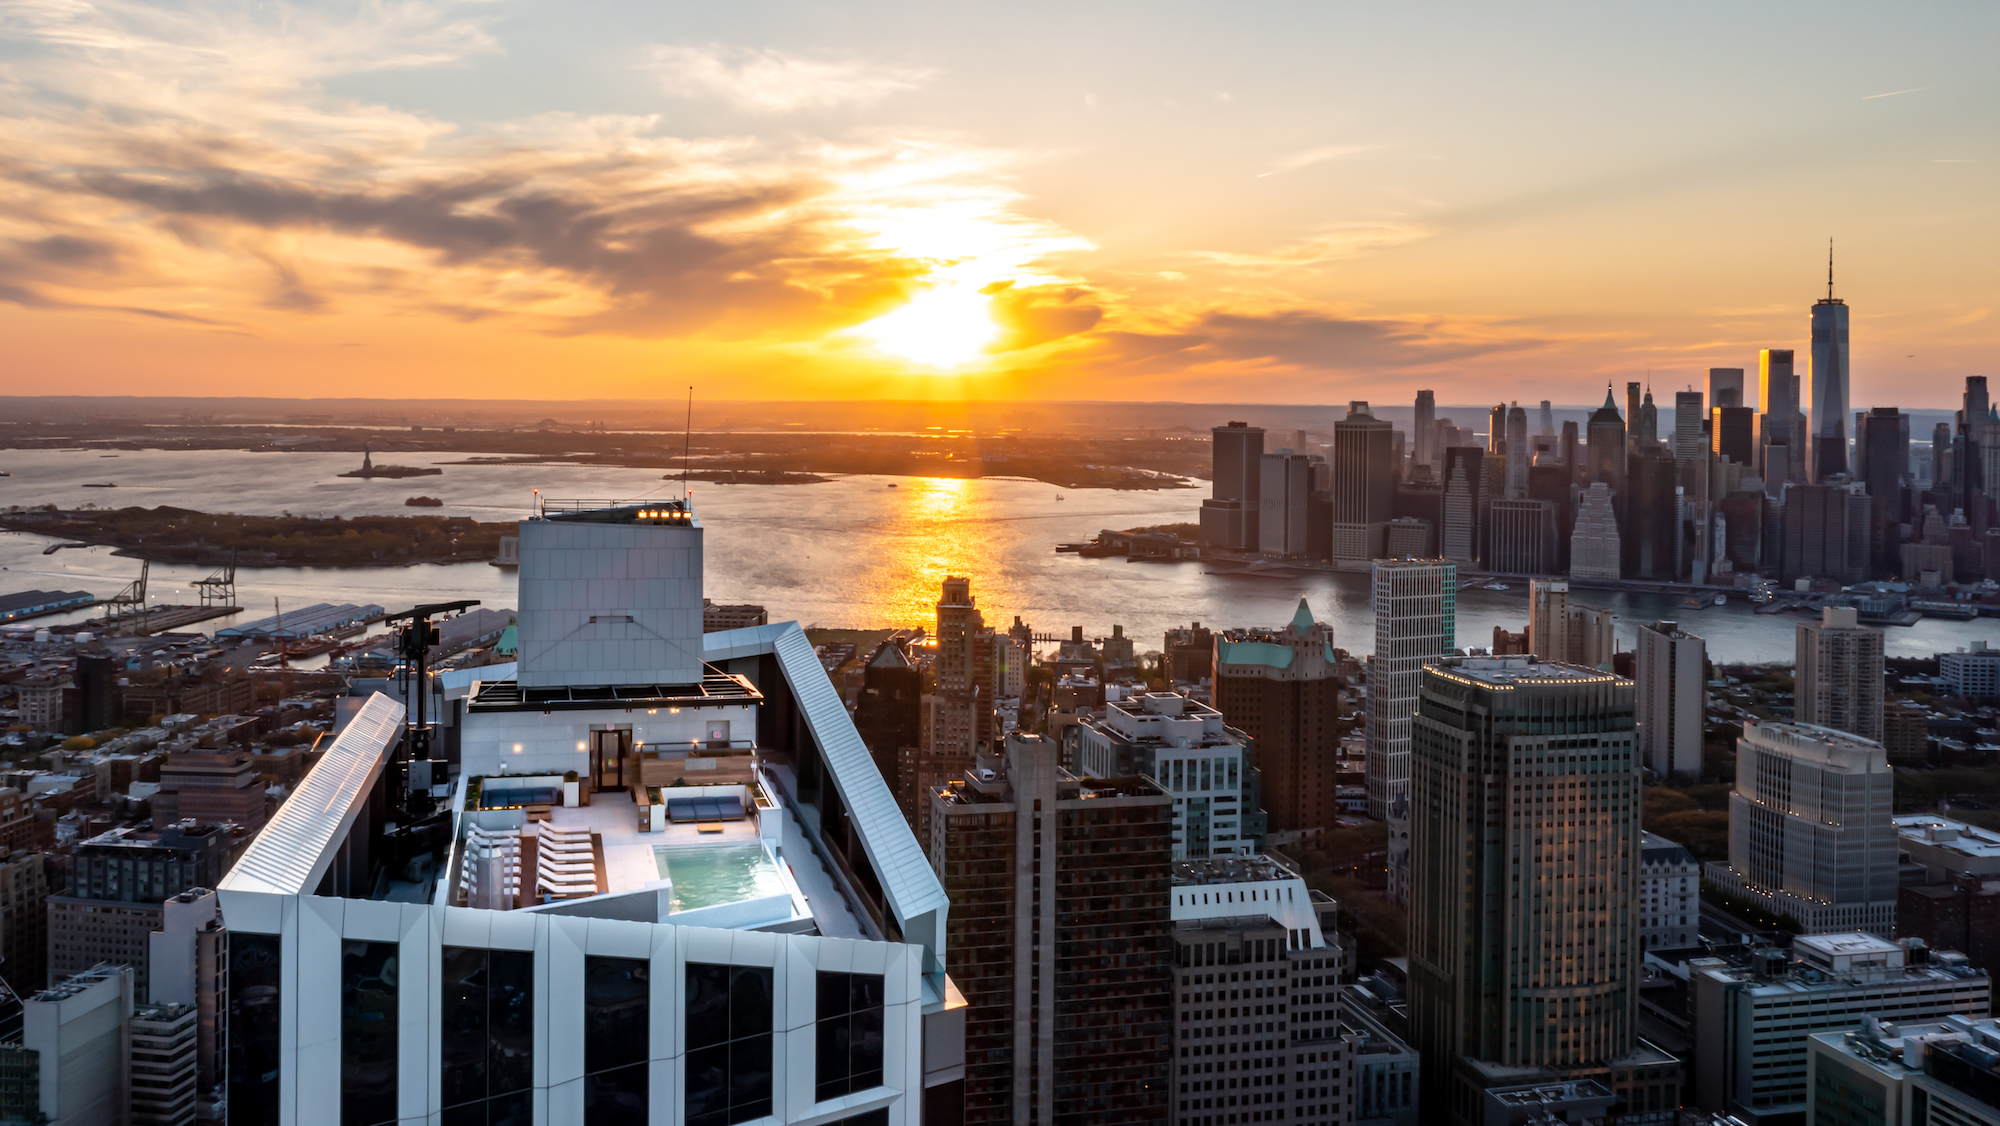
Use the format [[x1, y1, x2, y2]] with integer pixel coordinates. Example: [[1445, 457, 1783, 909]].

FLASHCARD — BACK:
[[0, 2, 1997, 403]]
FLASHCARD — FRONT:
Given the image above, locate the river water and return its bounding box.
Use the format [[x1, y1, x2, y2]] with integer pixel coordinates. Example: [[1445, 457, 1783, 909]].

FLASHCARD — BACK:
[[1, 448, 1987, 663]]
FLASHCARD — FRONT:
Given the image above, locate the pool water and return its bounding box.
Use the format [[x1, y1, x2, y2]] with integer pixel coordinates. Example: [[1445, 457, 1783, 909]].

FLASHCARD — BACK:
[[654, 843, 787, 913]]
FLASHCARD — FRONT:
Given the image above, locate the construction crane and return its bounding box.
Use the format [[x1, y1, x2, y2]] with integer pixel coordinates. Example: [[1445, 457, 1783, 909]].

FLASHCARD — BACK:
[[194, 552, 238, 609], [100, 560, 149, 631]]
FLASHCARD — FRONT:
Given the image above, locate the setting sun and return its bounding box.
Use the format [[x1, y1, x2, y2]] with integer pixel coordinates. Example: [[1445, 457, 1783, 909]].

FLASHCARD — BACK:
[[851, 283, 1001, 368]]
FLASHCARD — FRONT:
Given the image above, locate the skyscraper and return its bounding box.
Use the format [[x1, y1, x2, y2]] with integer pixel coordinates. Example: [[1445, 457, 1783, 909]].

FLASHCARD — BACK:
[[1212, 600, 1342, 835], [1487, 498, 1556, 575], [1586, 387, 1626, 492], [1710, 406, 1755, 466], [1708, 367, 1745, 409], [1526, 579, 1570, 662], [1539, 400, 1555, 436], [1622, 448, 1679, 581], [855, 638, 925, 826], [931, 732, 1175, 1125], [1560, 421, 1580, 483], [1259, 449, 1314, 556], [1488, 403, 1508, 456], [1569, 484, 1621, 581], [1626, 383, 1643, 452], [1796, 606, 1885, 743], [1414, 389, 1437, 471], [1775, 482, 1870, 585], [1504, 405, 1528, 498], [1634, 620, 1705, 784], [1367, 559, 1456, 819], [1636, 387, 1659, 450], [1332, 402, 1396, 564], [1811, 246, 1852, 480], [1706, 719, 1896, 935], [1202, 422, 1265, 550], [1408, 656, 1658, 1123], [1859, 407, 1911, 572], [1673, 391, 1705, 462], [1760, 348, 1800, 484], [1439, 446, 1486, 566]]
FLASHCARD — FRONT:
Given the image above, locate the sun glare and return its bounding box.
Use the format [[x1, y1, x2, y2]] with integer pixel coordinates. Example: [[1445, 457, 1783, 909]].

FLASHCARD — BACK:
[[853, 284, 1000, 368]]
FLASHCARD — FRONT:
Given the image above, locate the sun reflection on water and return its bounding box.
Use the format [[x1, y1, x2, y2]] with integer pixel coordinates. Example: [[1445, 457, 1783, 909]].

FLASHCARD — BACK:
[[873, 476, 1014, 629]]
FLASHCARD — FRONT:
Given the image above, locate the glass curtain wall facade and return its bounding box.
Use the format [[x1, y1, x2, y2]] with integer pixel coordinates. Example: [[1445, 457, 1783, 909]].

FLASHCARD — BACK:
[[441, 946, 533, 1126]]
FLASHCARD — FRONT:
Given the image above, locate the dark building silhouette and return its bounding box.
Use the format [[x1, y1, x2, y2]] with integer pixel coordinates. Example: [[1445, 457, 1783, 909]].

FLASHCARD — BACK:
[[1622, 449, 1679, 581], [76, 652, 115, 732], [1710, 406, 1756, 467], [1776, 482, 1870, 585], [1859, 407, 1911, 572], [929, 733, 1174, 1126], [1202, 422, 1265, 550], [854, 639, 924, 828], [1586, 387, 1626, 494]]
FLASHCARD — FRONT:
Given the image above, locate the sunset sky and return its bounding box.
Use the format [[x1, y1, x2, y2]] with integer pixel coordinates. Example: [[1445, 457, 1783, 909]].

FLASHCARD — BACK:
[[1, 1, 1996, 405]]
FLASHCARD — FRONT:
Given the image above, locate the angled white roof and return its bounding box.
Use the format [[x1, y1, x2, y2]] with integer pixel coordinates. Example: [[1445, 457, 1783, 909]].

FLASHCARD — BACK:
[[218, 692, 405, 896], [705, 622, 948, 924]]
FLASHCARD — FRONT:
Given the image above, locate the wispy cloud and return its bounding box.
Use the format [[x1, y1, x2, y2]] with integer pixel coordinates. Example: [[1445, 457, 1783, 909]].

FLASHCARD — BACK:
[[1862, 87, 1926, 100], [1187, 222, 1430, 270], [1256, 144, 1377, 178], [648, 44, 936, 113]]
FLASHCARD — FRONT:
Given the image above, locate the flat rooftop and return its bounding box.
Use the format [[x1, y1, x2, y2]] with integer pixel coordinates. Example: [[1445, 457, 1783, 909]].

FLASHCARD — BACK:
[[1795, 932, 1900, 958], [1173, 855, 1300, 886], [1896, 814, 2000, 859], [465, 666, 760, 712], [1433, 655, 1620, 685]]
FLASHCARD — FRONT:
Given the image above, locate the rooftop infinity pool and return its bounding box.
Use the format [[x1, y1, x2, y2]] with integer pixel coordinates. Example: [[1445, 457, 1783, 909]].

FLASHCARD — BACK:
[[653, 843, 787, 913]]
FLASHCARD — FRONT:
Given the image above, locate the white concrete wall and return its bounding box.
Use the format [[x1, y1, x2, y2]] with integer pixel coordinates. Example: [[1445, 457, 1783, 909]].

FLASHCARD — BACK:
[[516, 519, 705, 689], [213, 888, 923, 1125], [1170, 877, 1329, 947]]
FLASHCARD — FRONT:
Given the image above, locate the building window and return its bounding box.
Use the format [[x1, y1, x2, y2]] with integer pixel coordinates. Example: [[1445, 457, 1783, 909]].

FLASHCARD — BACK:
[[687, 962, 775, 1126], [441, 946, 534, 1126], [816, 972, 885, 1101], [584, 956, 650, 1126], [227, 932, 281, 1126], [342, 940, 399, 1126]]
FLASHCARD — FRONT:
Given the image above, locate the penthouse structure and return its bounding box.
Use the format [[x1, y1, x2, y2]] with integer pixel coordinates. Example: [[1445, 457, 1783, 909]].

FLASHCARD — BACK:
[[212, 499, 965, 1126], [1706, 720, 1898, 936], [1691, 933, 1990, 1126], [929, 732, 1175, 1125], [1071, 691, 1266, 858], [1168, 854, 1347, 1126]]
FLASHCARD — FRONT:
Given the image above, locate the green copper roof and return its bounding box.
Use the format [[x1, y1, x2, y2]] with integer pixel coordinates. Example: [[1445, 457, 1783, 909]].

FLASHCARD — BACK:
[[1292, 597, 1315, 633], [1217, 639, 1294, 669]]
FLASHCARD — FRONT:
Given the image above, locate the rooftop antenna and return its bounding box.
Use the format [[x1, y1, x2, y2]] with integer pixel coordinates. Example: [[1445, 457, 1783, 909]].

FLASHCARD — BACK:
[[1827, 237, 1835, 301], [682, 386, 694, 501]]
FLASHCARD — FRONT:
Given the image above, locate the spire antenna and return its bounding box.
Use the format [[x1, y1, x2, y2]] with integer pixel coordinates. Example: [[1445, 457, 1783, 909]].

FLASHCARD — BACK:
[[1827, 237, 1835, 301]]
